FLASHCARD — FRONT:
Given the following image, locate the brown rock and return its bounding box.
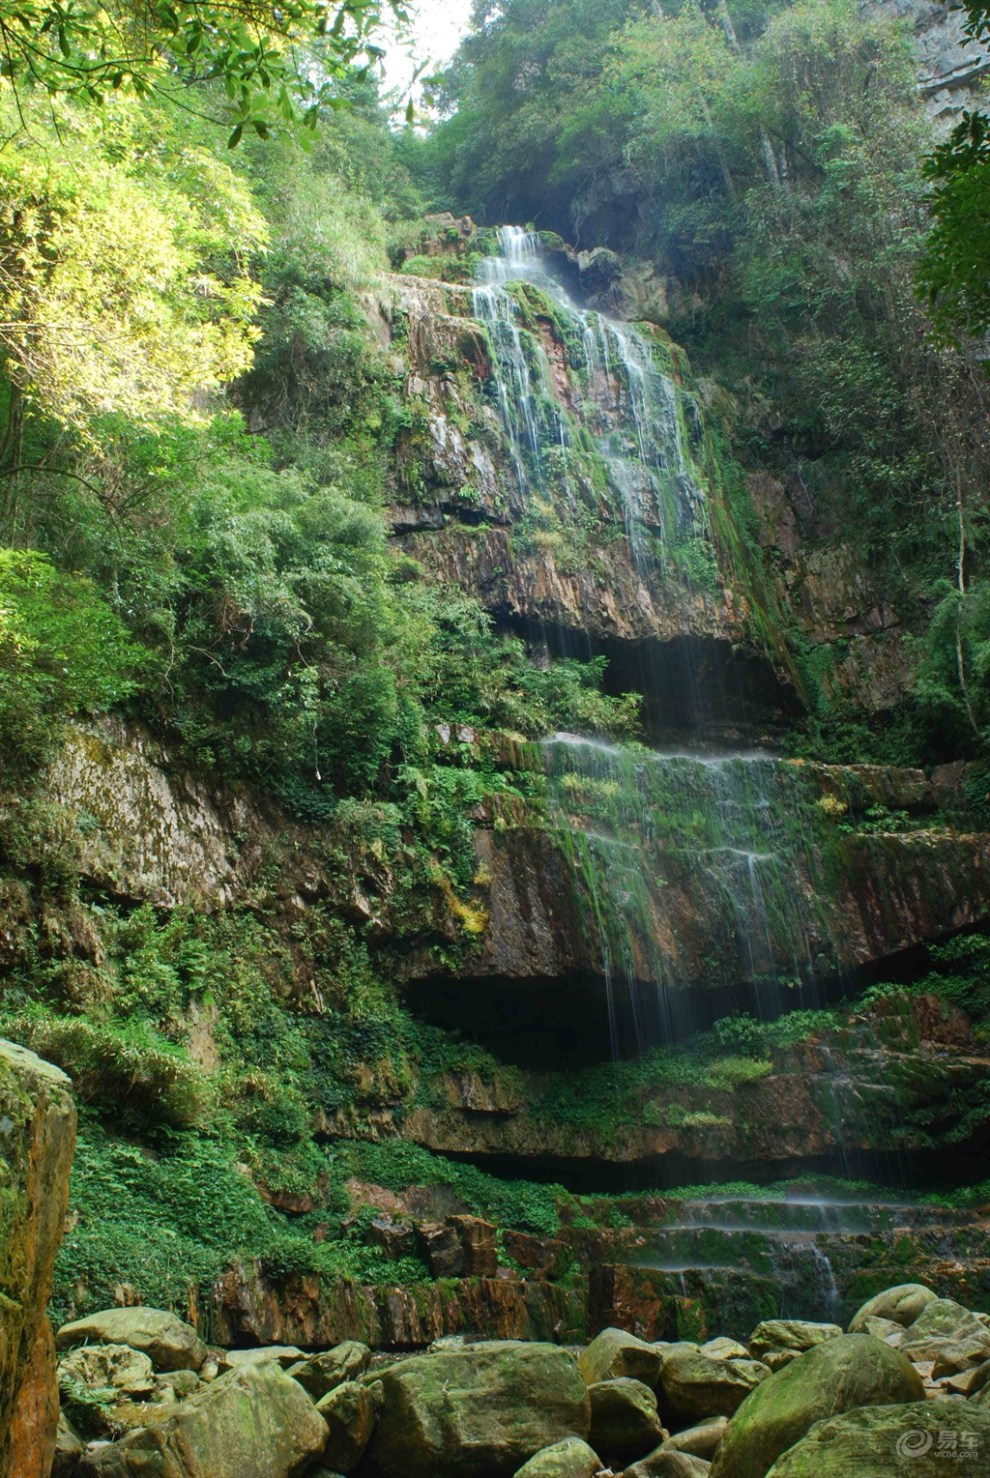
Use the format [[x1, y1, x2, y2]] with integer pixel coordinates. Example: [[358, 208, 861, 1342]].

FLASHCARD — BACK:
[[0, 1040, 77, 1478]]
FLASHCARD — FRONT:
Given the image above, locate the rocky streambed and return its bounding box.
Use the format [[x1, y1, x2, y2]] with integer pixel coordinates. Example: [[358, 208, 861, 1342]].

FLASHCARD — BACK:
[[48, 1282, 990, 1477]]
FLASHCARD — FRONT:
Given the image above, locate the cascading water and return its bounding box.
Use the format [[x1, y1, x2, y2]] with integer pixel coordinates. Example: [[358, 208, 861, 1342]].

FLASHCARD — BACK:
[[472, 228, 896, 1320], [473, 226, 706, 565]]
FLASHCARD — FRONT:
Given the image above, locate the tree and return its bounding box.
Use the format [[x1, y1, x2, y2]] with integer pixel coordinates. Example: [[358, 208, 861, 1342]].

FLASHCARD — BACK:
[[917, 3, 990, 340], [0, 0, 404, 142]]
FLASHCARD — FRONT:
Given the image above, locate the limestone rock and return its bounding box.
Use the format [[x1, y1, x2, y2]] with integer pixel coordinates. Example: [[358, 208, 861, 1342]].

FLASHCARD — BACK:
[[77, 1361, 328, 1477], [863, 1315, 905, 1343], [624, 1445, 712, 1477], [710, 1334, 925, 1478], [579, 1327, 664, 1387], [290, 1340, 372, 1399], [220, 1344, 307, 1371], [900, 1299, 990, 1371], [513, 1436, 602, 1478], [700, 1339, 748, 1361], [52, 1411, 85, 1477], [765, 1395, 990, 1475], [659, 1348, 769, 1426], [317, 1379, 383, 1472], [58, 1344, 156, 1399], [849, 1284, 938, 1332], [364, 1340, 591, 1478], [0, 1039, 77, 1478], [667, 1417, 727, 1459], [58, 1307, 207, 1373], [587, 1377, 664, 1461], [747, 1320, 842, 1363]]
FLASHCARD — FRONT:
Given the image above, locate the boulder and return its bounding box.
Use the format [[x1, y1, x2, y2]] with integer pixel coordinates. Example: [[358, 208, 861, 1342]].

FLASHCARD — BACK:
[[624, 1446, 711, 1477], [579, 1327, 664, 1387], [58, 1344, 156, 1400], [364, 1340, 591, 1478], [58, 1308, 207, 1373], [660, 1348, 769, 1427], [710, 1334, 925, 1478], [290, 1341, 372, 1400], [52, 1412, 84, 1477], [747, 1321, 842, 1363], [220, 1345, 306, 1372], [587, 1377, 664, 1461], [765, 1396, 990, 1475], [701, 1339, 748, 1361], [862, 1316, 905, 1343], [0, 1040, 77, 1478], [317, 1379, 383, 1472], [513, 1436, 602, 1478], [849, 1284, 938, 1332], [900, 1299, 990, 1371], [668, 1417, 727, 1459], [77, 1361, 328, 1477]]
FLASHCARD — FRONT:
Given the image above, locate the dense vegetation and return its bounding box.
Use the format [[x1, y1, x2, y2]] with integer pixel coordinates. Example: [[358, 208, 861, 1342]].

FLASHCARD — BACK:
[[3, 0, 990, 1330], [417, 0, 990, 759]]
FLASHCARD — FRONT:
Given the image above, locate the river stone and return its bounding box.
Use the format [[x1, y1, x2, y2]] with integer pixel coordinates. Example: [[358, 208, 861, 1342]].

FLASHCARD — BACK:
[[364, 1341, 591, 1478], [900, 1299, 990, 1369], [668, 1416, 727, 1458], [701, 1338, 748, 1361], [624, 1446, 712, 1477], [52, 1412, 84, 1477], [579, 1328, 664, 1387], [588, 1377, 663, 1461], [849, 1284, 938, 1332], [660, 1348, 769, 1426], [59, 1343, 156, 1398], [77, 1361, 328, 1477], [710, 1334, 925, 1478], [220, 1344, 306, 1371], [765, 1395, 990, 1476], [748, 1320, 842, 1362], [513, 1436, 602, 1478], [862, 1315, 905, 1343], [317, 1379, 383, 1473], [58, 1308, 206, 1373], [291, 1341, 372, 1399]]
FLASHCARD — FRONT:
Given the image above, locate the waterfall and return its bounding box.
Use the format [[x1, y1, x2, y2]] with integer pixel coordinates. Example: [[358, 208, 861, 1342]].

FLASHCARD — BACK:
[[473, 226, 706, 563]]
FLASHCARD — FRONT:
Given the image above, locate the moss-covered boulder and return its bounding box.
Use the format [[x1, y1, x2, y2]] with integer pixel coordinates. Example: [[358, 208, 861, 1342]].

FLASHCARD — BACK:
[[290, 1341, 372, 1400], [900, 1298, 990, 1371], [78, 1361, 328, 1476], [587, 1377, 663, 1461], [0, 1040, 77, 1478], [364, 1341, 591, 1478], [512, 1436, 602, 1478], [579, 1327, 664, 1387], [668, 1416, 727, 1458], [849, 1284, 937, 1332], [57, 1307, 207, 1373], [710, 1334, 924, 1478], [748, 1321, 842, 1364], [624, 1446, 712, 1477], [660, 1347, 769, 1426], [765, 1396, 990, 1476], [316, 1379, 383, 1472]]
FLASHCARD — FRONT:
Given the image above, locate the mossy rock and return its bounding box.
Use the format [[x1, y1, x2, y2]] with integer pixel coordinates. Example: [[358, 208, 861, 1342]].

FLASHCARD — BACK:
[[849, 1283, 937, 1332], [78, 1361, 328, 1477], [578, 1327, 663, 1387], [710, 1334, 924, 1478], [660, 1347, 769, 1427], [766, 1396, 990, 1476], [364, 1341, 590, 1478], [512, 1436, 602, 1478], [587, 1377, 663, 1462]]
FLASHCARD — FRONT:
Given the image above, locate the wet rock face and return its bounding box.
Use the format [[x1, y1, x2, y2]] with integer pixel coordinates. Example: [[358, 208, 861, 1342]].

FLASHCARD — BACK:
[[0, 1040, 77, 1478]]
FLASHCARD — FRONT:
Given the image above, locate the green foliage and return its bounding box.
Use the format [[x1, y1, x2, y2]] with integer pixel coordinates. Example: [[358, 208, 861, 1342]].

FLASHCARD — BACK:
[[342, 1139, 565, 1236], [0, 548, 147, 773], [0, 0, 399, 139]]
